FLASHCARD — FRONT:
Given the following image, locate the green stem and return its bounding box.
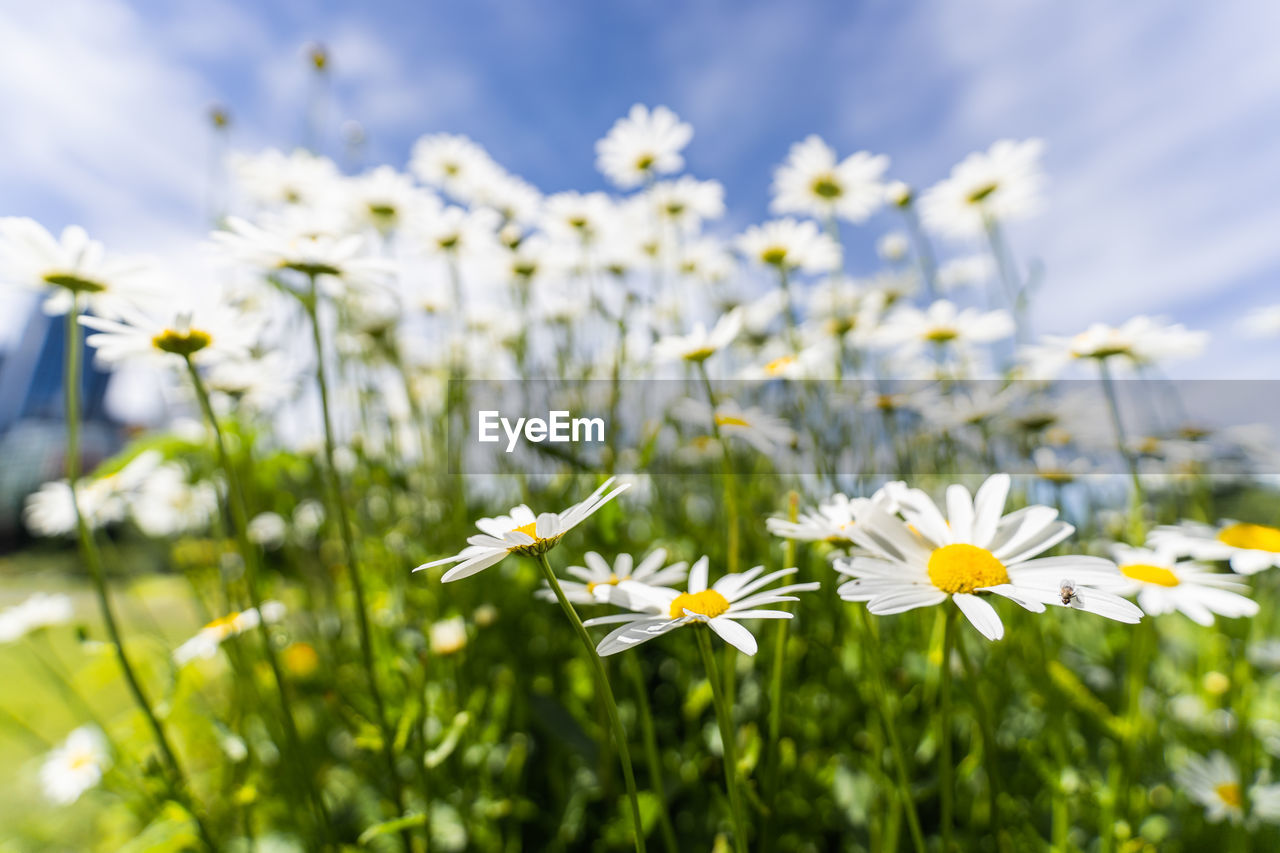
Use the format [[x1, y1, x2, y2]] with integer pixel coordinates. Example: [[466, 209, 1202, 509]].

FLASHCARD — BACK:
[[1097, 359, 1146, 541], [301, 278, 409, 832], [534, 552, 646, 853], [184, 357, 332, 842], [901, 202, 939, 300], [63, 305, 216, 852], [858, 609, 927, 853], [954, 625, 1002, 839], [940, 607, 957, 852], [695, 362, 739, 576], [625, 654, 677, 853], [696, 625, 748, 853]]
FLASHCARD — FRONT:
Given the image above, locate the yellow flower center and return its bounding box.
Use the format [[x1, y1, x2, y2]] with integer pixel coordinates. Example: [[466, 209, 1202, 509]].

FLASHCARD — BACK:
[[924, 327, 958, 343], [43, 272, 107, 294], [714, 414, 751, 428], [760, 246, 788, 266], [507, 520, 560, 555], [205, 612, 241, 631], [1119, 563, 1180, 587], [765, 355, 796, 375], [966, 182, 999, 204], [635, 153, 655, 171], [669, 589, 730, 620], [586, 574, 620, 594], [152, 328, 212, 356], [1215, 782, 1242, 808], [683, 346, 716, 362], [927, 544, 1010, 594], [1218, 523, 1280, 553], [811, 175, 842, 199], [67, 751, 94, 771]]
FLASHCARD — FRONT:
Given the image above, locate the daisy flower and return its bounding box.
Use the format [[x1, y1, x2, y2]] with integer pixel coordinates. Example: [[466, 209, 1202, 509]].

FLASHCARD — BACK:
[[1019, 316, 1207, 378], [541, 191, 617, 245], [0, 593, 74, 644], [873, 299, 1014, 355], [228, 148, 341, 209], [538, 549, 690, 606], [40, 726, 110, 806], [642, 177, 726, 233], [584, 557, 819, 656], [173, 601, 287, 666], [595, 104, 693, 189], [1111, 544, 1258, 625], [877, 232, 910, 262], [770, 136, 889, 223], [736, 219, 841, 275], [414, 478, 630, 582], [673, 398, 798, 455], [0, 218, 156, 318], [767, 493, 870, 546], [1178, 752, 1246, 824], [346, 165, 429, 233], [651, 308, 743, 364], [835, 474, 1143, 640], [1149, 520, 1280, 575], [211, 215, 393, 294], [919, 138, 1045, 240], [409, 133, 496, 202], [79, 294, 257, 369]]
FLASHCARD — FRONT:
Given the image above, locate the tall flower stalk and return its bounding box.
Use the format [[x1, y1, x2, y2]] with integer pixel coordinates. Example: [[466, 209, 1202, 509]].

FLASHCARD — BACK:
[[696, 624, 748, 853], [182, 355, 332, 841], [62, 300, 216, 851], [301, 274, 409, 823], [534, 552, 647, 853]]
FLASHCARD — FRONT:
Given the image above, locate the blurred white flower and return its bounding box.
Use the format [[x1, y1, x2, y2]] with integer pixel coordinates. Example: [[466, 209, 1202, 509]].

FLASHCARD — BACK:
[[673, 399, 797, 455], [877, 232, 910, 262], [173, 601, 286, 666], [212, 215, 394, 294], [737, 219, 841, 274], [248, 512, 288, 548], [874, 299, 1014, 356], [0, 593, 74, 644], [41, 726, 110, 806], [652, 308, 743, 364], [80, 295, 257, 369], [936, 255, 995, 292], [595, 104, 693, 189], [130, 465, 218, 538], [643, 177, 725, 232], [1149, 520, 1280, 575], [919, 138, 1045, 240], [0, 218, 156, 318], [1020, 316, 1207, 377], [228, 148, 341, 209], [537, 549, 690, 606], [1110, 544, 1258, 625], [409, 133, 496, 202], [1177, 752, 1245, 824], [771, 136, 888, 223], [585, 557, 819, 656], [429, 616, 468, 656]]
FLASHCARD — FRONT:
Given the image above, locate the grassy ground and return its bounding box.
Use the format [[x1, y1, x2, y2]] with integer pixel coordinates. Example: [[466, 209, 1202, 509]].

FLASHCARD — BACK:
[[0, 548, 201, 850]]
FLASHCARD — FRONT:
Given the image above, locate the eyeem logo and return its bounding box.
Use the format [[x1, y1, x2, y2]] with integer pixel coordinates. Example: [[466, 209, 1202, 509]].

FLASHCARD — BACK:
[[477, 410, 606, 453]]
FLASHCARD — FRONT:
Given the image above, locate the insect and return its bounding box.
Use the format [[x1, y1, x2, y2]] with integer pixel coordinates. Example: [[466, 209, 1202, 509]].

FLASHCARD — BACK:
[[1059, 578, 1082, 607]]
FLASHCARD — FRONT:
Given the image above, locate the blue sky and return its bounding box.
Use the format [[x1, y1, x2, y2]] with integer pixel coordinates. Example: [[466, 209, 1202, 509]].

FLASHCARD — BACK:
[[3, 0, 1280, 375]]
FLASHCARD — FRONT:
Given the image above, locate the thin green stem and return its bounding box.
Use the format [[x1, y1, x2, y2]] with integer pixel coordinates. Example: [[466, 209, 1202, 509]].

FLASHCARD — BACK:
[[624, 654, 677, 853], [940, 606, 957, 852], [63, 305, 216, 852], [857, 609, 927, 853], [533, 552, 646, 853], [696, 625, 748, 853], [184, 357, 332, 843], [302, 279, 405, 813], [1097, 359, 1145, 541], [695, 362, 739, 576], [954, 626, 1002, 839]]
